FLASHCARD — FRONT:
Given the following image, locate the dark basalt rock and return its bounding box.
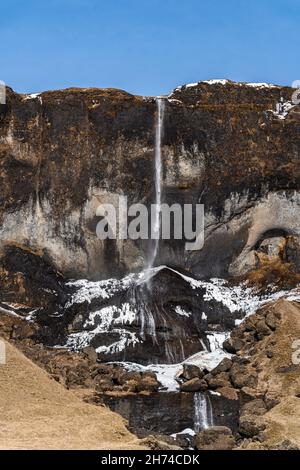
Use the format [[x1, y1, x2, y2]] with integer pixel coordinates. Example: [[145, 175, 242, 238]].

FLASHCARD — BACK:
[[180, 378, 208, 392], [1, 82, 300, 280], [102, 391, 240, 438], [0, 254, 242, 363], [181, 363, 206, 380]]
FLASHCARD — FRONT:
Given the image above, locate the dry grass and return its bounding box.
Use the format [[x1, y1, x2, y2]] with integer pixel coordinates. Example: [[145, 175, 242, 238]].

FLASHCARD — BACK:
[[245, 258, 300, 290], [0, 339, 145, 450]]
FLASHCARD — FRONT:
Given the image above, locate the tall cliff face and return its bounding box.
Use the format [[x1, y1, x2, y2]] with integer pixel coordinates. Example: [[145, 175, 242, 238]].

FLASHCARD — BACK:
[[0, 80, 300, 280]]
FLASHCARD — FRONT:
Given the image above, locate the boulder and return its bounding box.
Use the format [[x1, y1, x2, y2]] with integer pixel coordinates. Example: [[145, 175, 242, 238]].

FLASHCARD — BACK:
[[205, 372, 231, 390], [210, 357, 233, 375], [239, 387, 262, 405], [264, 390, 281, 410], [121, 379, 140, 393], [229, 364, 258, 389], [223, 337, 245, 354], [195, 426, 235, 450], [239, 416, 266, 438], [241, 399, 267, 417], [137, 376, 160, 393], [256, 319, 272, 338], [141, 435, 181, 451], [95, 377, 114, 393], [258, 237, 285, 257], [82, 346, 97, 363], [218, 386, 239, 401], [181, 363, 205, 380], [180, 377, 208, 392], [265, 312, 278, 331]]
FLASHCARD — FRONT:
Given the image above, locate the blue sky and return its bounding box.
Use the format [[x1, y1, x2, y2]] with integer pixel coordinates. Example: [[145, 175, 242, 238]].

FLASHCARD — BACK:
[[0, 0, 299, 96]]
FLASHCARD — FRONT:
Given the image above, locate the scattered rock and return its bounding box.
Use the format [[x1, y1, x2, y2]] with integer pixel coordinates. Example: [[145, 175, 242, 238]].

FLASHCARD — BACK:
[[141, 435, 181, 450], [264, 390, 281, 410], [229, 364, 258, 389], [181, 363, 205, 380], [95, 377, 115, 393], [238, 416, 266, 438], [241, 399, 267, 416], [82, 346, 97, 363], [137, 376, 160, 393], [205, 372, 231, 390], [11, 322, 37, 341], [239, 387, 262, 405], [265, 312, 278, 331], [180, 377, 208, 392], [210, 358, 233, 375], [223, 337, 244, 354], [218, 386, 239, 401], [272, 439, 300, 450], [256, 319, 272, 339], [195, 426, 235, 450]]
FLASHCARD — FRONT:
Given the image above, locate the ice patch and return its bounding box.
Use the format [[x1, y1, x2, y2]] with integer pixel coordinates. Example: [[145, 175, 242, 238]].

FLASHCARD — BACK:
[[66, 273, 136, 307], [244, 82, 277, 88], [271, 100, 295, 120], [206, 332, 230, 352], [175, 306, 191, 317], [65, 302, 139, 354], [171, 428, 196, 438], [115, 361, 181, 392]]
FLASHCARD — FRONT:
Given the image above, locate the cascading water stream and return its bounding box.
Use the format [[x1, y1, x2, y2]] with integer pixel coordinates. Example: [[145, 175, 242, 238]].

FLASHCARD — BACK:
[[193, 393, 214, 432], [147, 96, 165, 272]]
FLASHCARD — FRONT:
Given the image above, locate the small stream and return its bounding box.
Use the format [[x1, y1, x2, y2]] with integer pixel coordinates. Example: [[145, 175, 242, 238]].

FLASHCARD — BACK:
[[194, 392, 214, 432]]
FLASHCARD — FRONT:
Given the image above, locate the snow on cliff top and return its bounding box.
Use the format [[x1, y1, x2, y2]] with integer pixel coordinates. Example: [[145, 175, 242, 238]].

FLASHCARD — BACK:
[[172, 80, 279, 93]]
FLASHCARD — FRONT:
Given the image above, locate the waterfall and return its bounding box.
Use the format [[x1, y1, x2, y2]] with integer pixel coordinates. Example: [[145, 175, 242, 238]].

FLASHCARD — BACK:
[[193, 393, 214, 432], [147, 97, 165, 271]]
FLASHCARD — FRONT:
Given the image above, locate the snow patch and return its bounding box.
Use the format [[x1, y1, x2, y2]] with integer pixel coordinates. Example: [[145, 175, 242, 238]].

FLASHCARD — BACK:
[[175, 306, 191, 317], [206, 332, 230, 352], [24, 93, 42, 104], [66, 273, 136, 307], [185, 82, 199, 88], [171, 428, 196, 438], [202, 79, 229, 85], [65, 302, 139, 354], [271, 100, 295, 120], [244, 82, 278, 88]]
